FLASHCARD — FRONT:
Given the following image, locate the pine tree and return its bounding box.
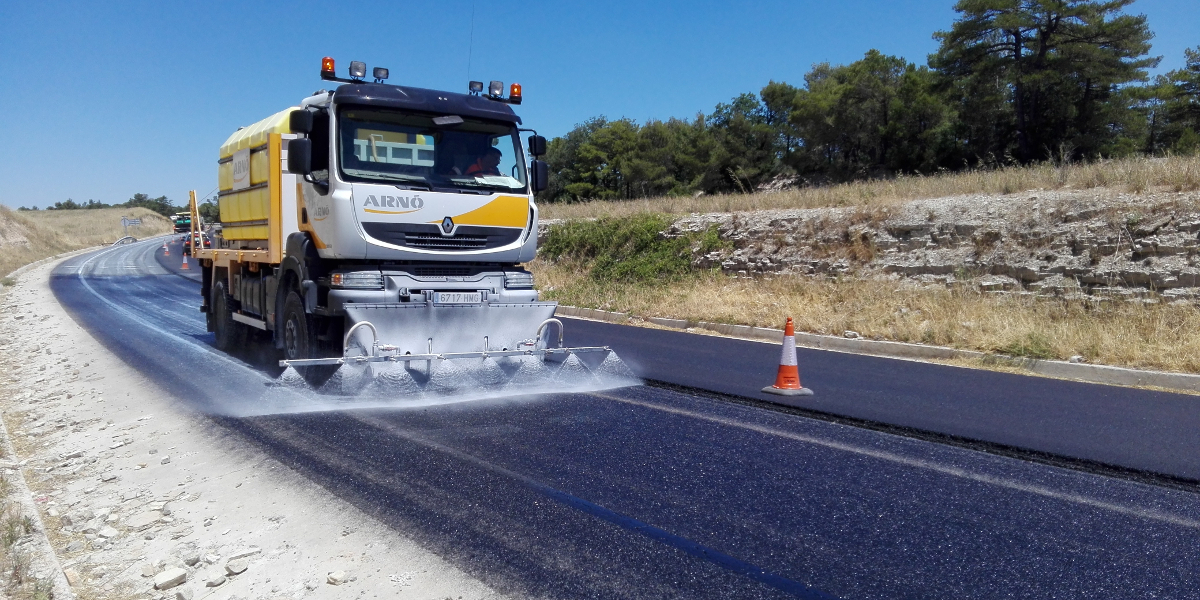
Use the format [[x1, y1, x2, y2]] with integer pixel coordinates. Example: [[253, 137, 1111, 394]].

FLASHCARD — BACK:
[[931, 0, 1158, 162]]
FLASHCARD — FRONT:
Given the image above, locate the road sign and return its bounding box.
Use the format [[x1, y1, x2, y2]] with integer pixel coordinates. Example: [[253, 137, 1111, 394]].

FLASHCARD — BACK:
[[120, 217, 142, 236]]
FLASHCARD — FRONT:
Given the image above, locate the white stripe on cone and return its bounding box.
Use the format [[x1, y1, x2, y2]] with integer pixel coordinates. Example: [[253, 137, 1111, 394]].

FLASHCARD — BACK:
[[780, 335, 797, 366]]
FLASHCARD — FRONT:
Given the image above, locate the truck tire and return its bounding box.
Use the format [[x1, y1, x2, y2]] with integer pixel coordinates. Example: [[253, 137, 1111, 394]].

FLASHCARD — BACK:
[[211, 280, 245, 351], [281, 290, 338, 387]]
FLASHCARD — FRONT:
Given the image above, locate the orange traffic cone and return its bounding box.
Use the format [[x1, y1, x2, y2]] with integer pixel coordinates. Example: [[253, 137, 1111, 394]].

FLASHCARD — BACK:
[[163, 242, 169, 255], [180, 255, 190, 270], [762, 317, 813, 397]]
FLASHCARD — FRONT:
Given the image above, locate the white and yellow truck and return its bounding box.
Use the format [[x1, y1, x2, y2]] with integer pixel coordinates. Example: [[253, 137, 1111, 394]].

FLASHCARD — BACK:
[[192, 57, 614, 387]]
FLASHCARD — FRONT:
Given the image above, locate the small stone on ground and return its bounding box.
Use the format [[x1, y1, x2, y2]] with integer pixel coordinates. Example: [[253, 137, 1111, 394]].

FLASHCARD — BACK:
[[225, 558, 247, 575], [154, 567, 188, 590]]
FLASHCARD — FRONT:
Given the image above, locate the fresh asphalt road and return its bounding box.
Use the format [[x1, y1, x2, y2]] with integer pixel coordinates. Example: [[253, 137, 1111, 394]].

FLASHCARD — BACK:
[[563, 319, 1200, 484], [47, 238, 1200, 599]]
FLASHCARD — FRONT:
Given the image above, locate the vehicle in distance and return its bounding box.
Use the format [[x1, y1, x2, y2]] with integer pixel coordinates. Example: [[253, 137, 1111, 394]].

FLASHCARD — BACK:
[[183, 232, 211, 255], [172, 212, 192, 233]]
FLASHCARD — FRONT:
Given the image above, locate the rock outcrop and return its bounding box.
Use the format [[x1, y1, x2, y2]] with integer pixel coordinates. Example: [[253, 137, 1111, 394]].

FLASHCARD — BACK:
[[542, 189, 1200, 301]]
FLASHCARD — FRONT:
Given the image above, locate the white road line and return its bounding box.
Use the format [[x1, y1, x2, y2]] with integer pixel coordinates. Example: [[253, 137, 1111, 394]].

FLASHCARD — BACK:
[[597, 393, 1200, 529], [72, 241, 273, 381]]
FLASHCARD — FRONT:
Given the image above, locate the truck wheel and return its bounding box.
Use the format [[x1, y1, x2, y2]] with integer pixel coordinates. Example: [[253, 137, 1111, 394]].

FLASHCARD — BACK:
[[211, 280, 245, 351], [281, 291, 338, 387]]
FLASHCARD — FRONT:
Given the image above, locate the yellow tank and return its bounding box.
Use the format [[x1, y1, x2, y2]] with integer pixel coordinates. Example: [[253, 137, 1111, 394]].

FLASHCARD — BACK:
[[217, 108, 298, 240]]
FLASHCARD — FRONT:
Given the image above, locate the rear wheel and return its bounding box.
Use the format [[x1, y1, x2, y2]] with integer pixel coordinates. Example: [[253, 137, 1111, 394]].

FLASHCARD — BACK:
[[211, 280, 245, 351], [281, 290, 338, 387]]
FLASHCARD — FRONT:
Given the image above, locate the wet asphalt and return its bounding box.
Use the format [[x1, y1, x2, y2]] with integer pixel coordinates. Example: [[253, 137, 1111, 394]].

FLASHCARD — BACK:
[[45, 238, 1200, 599]]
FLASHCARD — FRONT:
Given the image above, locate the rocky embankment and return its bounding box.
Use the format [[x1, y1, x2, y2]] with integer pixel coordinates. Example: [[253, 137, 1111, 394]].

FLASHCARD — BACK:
[[546, 189, 1200, 302]]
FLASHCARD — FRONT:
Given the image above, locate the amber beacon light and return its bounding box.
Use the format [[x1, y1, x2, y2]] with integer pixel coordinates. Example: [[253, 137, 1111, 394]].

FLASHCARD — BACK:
[[509, 83, 522, 105], [321, 56, 336, 77]]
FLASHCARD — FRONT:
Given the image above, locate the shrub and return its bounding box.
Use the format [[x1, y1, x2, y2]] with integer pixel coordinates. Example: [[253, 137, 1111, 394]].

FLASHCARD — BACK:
[[541, 213, 727, 282]]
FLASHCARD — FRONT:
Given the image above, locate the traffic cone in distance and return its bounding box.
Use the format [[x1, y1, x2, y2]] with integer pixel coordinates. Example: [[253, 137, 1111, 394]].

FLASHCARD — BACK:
[[163, 242, 169, 255], [180, 255, 190, 270], [762, 317, 813, 397]]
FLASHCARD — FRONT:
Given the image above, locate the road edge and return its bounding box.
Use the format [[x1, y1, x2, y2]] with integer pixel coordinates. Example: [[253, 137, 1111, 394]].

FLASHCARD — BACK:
[[555, 305, 1200, 394], [0, 251, 98, 599]]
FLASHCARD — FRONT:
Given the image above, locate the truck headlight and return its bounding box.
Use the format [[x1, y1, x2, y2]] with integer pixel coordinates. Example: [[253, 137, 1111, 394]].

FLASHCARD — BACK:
[[330, 271, 384, 289], [503, 271, 534, 289]]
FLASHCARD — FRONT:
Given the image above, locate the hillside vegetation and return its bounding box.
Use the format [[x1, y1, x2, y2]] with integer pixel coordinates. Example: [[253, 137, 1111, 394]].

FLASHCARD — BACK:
[[532, 158, 1200, 376], [541, 154, 1200, 220], [0, 206, 171, 279]]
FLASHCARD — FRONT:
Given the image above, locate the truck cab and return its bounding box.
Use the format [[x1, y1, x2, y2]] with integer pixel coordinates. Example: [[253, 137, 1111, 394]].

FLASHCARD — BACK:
[[288, 81, 542, 266]]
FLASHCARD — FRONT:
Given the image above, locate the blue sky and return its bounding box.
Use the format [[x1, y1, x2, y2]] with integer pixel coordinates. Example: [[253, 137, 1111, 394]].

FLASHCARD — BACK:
[[1, 0, 1196, 208]]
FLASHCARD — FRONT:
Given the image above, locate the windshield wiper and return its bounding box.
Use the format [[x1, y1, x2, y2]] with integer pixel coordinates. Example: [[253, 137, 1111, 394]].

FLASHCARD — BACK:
[[446, 179, 520, 191], [348, 171, 433, 190]]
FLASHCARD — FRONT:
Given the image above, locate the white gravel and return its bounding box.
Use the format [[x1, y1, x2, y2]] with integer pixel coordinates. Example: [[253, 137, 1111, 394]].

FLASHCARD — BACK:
[[0, 254, 509, 600]]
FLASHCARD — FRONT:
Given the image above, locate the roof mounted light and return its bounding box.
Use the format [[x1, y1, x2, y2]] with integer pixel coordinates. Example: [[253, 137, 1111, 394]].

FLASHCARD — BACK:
[[372, 67, 389, 83], [509, 83, 522, 105], [320, 57, 336, 79], [488, 80, 504, 98], [349, 61, 366, 80], [469, 81, 484, 95]]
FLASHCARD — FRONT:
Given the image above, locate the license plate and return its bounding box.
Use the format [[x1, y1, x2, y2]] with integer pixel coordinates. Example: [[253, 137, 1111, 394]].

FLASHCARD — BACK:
[[434, 292, 482, 304]]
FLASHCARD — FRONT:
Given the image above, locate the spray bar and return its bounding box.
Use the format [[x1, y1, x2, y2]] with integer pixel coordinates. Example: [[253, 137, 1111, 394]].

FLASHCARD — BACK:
[[279, 346, 613, 368], [277, 317, 612, 368]]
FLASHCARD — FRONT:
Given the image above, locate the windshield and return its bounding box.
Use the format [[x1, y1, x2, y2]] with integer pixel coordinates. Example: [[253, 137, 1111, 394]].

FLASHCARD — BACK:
[[336, 107, 527, 193]]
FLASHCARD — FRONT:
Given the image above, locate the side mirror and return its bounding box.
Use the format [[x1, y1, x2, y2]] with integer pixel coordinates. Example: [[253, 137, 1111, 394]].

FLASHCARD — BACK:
[[529, 159, 548, 193], [528, 135, 547, 157], [289, 110, 313, 134], [287, 138, 312, 175]]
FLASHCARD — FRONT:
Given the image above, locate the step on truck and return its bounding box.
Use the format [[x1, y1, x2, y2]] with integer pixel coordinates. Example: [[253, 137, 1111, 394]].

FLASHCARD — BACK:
[[190, 57, 624, 390]]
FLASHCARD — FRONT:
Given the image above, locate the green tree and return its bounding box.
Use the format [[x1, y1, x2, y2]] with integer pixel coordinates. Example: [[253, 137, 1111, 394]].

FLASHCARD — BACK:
[[788, 51, 954, 178], [884, 65, 958, 172], [708, 93, 778, 191], [198, 197, 221, 222], [122, 193, 182, 216], [759, 81, 803, 159], [48, 199, 82, 210], [931, 0, 1158, 162], [46, 198, 113, 210], [545, 117, 609, 201], [1163, 47, 1200, 154]]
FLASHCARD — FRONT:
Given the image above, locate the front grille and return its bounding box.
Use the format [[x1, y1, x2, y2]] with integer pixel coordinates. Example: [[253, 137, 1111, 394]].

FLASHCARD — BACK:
[[404, 232, 488, 249], [362, 223, 523, 252], [413, 266, 475, 277]]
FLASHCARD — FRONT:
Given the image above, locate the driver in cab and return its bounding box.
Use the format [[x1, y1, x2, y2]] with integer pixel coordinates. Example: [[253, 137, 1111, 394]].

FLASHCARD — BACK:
[[465, 147, 502, 177]]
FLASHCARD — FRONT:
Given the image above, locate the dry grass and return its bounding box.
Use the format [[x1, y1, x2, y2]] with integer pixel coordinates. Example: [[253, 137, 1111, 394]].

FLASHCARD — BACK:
[[540, 154, 1200, 219], [0, 487, 51, 600], [533, 263, 1200, 374], [0, 206, 171, 278]]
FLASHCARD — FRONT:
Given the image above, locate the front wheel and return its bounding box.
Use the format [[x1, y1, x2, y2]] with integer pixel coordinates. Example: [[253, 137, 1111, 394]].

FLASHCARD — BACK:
[[281, 291, 338, 387]]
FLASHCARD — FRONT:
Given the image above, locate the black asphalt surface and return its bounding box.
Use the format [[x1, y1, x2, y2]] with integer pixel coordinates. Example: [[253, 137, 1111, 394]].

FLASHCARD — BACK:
[[46, 238, 1200, 599], [563, 320, 1200, 484]]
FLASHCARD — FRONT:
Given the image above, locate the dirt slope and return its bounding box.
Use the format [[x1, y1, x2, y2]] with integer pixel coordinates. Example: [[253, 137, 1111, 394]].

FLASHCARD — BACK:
[[0, 207, 171, 278]]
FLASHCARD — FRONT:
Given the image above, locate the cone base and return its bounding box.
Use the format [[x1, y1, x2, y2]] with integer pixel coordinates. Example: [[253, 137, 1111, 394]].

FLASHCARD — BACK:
[[761, 386, 814, 397]]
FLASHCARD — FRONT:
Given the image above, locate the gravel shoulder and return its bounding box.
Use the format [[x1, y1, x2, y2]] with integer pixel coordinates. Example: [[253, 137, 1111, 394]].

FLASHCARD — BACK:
[[0, 256, 508, 600]]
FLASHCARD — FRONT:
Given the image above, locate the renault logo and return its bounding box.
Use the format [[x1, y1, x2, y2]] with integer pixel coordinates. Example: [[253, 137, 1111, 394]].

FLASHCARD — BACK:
[[441, 216, 454, 235]]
